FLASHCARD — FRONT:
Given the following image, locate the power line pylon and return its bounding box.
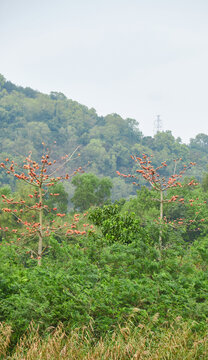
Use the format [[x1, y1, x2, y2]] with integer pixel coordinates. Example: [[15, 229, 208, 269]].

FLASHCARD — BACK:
[[154, 115, 163, 135]]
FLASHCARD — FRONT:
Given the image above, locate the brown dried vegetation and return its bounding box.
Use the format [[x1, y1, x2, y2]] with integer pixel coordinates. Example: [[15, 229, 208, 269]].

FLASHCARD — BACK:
[[1, 319, 207, 360]]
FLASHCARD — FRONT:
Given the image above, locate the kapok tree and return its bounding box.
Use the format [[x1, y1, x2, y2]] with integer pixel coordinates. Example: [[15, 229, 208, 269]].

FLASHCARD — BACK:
[[116, 155, 198, 257], [0, 146, 90, 265]]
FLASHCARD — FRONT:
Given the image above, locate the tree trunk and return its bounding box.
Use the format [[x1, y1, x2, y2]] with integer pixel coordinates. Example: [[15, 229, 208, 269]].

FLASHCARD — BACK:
[[38, 187, 43, 266], [158, 189, 163, 259]]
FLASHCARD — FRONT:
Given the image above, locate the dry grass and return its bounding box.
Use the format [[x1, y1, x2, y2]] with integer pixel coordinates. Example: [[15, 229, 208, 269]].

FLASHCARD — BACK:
[[0, 322, 12, 359], [1, 318, 207, 360]]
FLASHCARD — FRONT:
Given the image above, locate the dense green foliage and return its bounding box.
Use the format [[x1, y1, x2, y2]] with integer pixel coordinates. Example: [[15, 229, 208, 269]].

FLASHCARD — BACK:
[[0, 75, 207, 355], [0, 219, 207, 347], [71, 173, 112, 211], [0, 181, 208, 345], [1, 74, 208, 201]]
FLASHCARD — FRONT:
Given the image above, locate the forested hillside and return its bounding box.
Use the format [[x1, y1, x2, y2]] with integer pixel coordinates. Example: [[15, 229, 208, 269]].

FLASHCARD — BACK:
[[1, 74, 208, 201], [0, 75, 208, 358]]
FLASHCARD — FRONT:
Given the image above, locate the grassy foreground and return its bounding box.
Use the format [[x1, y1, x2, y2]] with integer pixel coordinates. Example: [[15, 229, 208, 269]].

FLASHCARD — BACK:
[[0, 319, 207, 360]]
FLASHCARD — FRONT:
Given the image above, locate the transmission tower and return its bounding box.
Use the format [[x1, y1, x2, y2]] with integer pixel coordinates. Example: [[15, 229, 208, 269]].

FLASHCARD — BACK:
[[154, 115, 163, 134]]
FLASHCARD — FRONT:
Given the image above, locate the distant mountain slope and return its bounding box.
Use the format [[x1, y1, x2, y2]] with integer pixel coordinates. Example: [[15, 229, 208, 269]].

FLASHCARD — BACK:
[[0, 74, 208, 198]]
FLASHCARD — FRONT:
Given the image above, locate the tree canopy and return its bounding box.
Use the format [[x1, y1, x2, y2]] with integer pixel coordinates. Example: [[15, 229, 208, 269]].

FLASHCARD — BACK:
[[0, 74, 208, 201], [71, 173, 112, 211]]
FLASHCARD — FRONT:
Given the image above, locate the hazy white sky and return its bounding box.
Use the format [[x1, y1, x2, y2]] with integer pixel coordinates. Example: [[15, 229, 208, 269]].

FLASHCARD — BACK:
[[1, 0, 208, 143]]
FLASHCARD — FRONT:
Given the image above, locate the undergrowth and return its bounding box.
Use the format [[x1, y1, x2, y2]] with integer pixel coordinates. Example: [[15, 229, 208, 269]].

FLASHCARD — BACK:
[[0, 317, 207, 360]]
